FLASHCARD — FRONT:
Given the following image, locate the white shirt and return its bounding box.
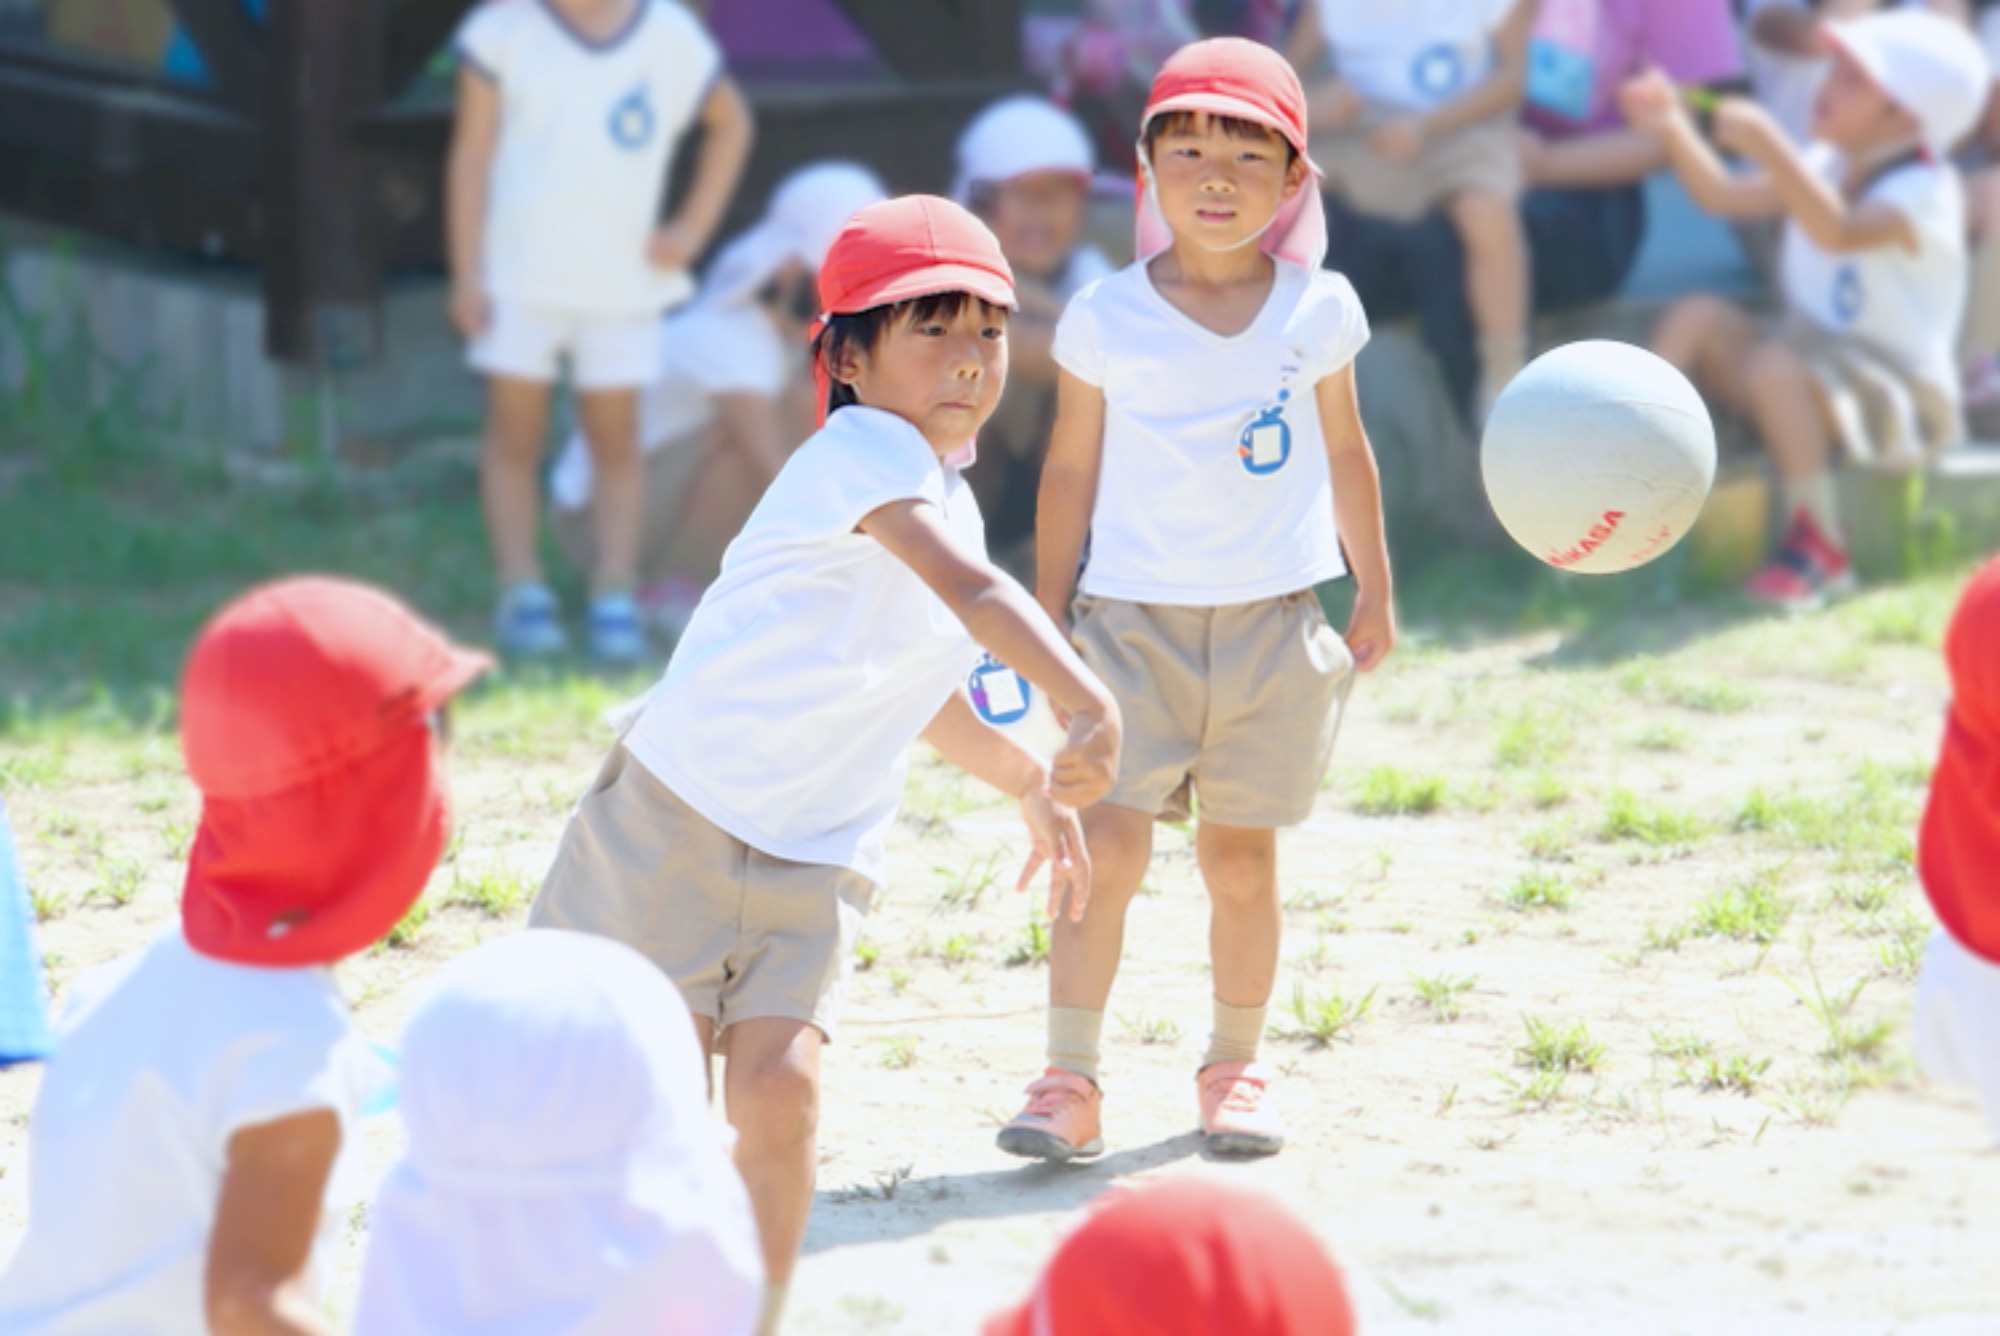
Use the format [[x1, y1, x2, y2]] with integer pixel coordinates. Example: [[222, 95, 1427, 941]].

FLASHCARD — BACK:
[[458, 0, 721, 315], [1314, 0, 1518, 110], [1053, 258, 1368, 606], [0, 930, 383, 1336], [1782, 145, 1967, 403], [622, 407, 985, 884], [551, 300, 792, 511]]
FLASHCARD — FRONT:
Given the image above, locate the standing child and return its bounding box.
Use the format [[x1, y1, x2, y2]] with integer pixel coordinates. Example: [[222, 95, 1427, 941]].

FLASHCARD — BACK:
[[0, 578, 488, 1335], [1913, 553, 2000, 1148], [1000, 38, 1396, 1164], [1629, 10, 1988, 608], [450, 0, 753, 662], [529, 196, 1122, 1334], [1290, 0, 1538, 421]]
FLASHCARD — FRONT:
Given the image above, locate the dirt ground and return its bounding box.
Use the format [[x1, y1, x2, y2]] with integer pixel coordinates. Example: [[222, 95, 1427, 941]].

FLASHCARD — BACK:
[[3, 578, 1998, 1334]]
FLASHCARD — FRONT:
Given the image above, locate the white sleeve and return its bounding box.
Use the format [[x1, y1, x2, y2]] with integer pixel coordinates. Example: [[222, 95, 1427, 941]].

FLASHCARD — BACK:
[[654, 3, 726, 139], [213, 999, 380, 1152], [788, 415, 946, 541], [1873, 163, 1962, 257], [1307, 272, 1371, 383], [1051, 286, 1108, 387], [454, 0, 516, 83]]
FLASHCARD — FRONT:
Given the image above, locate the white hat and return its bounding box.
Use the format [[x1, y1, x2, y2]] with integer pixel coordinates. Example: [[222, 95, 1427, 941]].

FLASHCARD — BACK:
[[701, 160, 887, 311], [354, 930, 762, 1335], [1825, 10, 1992, 156], [953, 94, 1095, 204]]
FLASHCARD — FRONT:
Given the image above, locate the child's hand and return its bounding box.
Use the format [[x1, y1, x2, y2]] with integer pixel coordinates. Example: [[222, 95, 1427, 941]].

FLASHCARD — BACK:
[[449, 282, 490, 339], [1369, 118, 1426, 164], [1018, 786, 1091, 922], [1711, 98, 1782, 161], [1617, 70, 1682, 134], [1050, 706, 1119, 809], [1345, 589, 1396, 673], [647, 220, 703, 271]]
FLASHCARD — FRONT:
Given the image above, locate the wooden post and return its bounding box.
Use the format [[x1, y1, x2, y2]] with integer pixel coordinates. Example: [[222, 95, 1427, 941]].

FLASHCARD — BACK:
[[262, 0, 383, 367]]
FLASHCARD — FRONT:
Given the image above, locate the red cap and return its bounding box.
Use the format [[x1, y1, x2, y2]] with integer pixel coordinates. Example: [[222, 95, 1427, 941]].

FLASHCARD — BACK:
[[180, 577, 490, 966], [816, 194, 1016, 319], [983, 1180, 1355, 1336], [1142, 37, 1313, 164], [1921, 554, 2000, 963]]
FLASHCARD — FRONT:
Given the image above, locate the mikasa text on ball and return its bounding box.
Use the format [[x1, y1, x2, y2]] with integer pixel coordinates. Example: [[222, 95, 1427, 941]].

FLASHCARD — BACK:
[[1481, 341, 1717, 574]]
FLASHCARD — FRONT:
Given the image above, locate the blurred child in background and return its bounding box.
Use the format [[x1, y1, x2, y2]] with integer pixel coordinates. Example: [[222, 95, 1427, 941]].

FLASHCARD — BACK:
[[449, 0, 752, 663], [1633, 10, 1988, 608], [1291, 0, 1537, 422], [355, 930, 762, 1335], [0, 578, 488, 1335], [549, 162, 885, 642], [983, 1179, 1355, 1336], [956, 96, 1115, 580], [1914, 553, 2000, 1149], [0, 798, 53, 1068]]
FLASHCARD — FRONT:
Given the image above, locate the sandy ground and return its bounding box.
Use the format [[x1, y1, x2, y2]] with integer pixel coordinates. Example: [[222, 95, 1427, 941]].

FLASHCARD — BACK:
[[4, 593, 1998, 1333]]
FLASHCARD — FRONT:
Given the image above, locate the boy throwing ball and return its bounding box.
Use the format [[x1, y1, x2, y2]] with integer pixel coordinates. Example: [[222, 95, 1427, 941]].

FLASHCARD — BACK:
[[1000, 38, 1396, 1163]]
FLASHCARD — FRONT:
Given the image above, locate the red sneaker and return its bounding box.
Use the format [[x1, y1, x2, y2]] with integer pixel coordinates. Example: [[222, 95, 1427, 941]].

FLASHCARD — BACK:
[[1746, 508, 1856, 612], [996, 1068, 1104, 1162]]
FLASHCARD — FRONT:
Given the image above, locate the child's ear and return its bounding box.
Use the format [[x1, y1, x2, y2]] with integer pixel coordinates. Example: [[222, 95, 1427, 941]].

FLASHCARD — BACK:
[[1281, 152, 1310, 201], [827, 341, 864, 388]]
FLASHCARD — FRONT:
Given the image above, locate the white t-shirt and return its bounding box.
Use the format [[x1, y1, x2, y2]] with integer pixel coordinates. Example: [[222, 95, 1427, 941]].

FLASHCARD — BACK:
[[1056, 244, 1115, 301], [1053, 258, 1368, 606], [550, 300, 792, 512], [1781, 145, 1967, 403], [1314, 0, 1518, 110], [457, 0, 721, 315], [0, 930, 383, 1336], [622, 406, 985, 884]]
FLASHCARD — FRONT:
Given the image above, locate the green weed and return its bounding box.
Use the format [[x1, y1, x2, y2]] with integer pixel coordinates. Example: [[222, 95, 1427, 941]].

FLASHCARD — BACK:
[[1409, 972, 1475, 1022], [1516, 1016, 1604, 1073], [1353, 765, 1447, 816], [382, 897, 431, 950], [1494, 707, 1572, 769], [1650, 1031, 1713, 1061], [935, 852, 1000, 911], [880, 1036, 919, 1069], [1005, 918, 1050, 968], [87, 857, 144, 908], [1599, 790, 1705, 847], [448, 866, 530, 918], [1117, 1013, 1183, 1046], [1690, 868, 1793, 944], [1632, 722, 1690, 753], [1279, 983, 1377, 1047], [1503, 869, 1576, 913]]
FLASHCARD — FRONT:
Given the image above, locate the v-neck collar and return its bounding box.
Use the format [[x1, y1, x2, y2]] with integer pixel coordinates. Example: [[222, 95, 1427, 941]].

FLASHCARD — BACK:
[[534, 0, 650, 53], [1140, 256, 1297, 346]]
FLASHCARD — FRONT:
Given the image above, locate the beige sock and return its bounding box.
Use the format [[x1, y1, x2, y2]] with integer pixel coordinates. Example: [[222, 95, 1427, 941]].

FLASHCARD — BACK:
[[1963, 240, 2000, 362], [1476, 335, 1531, 420], [1201, 999, 1269, 1070], [1048, 1006, 1104, 1084], [757, 1281, 789, 1336], [1781, 473, 1846, 549]]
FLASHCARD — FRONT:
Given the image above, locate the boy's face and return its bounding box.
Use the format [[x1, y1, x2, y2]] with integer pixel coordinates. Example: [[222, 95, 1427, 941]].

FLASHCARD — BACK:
[[980, 173, 1090, 281], [1147, 114, 1307, 255], [1811, 47, 1920, 152], [836, 301, 1009, 456]]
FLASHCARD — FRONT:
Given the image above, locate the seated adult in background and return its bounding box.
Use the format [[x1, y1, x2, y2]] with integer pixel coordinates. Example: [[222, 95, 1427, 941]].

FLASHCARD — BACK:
[[548, 163, 885, 643], [954, 96, 1115, 581], [1291, 0, 1537, 423]]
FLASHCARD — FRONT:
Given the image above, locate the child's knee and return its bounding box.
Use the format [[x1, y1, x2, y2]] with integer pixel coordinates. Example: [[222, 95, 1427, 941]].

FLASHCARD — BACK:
[[1743, 339, 1807, 395], [1199, 831, 1278, 902], [731, 1045, 820, 1131], [1448, 191, 1523, 247]]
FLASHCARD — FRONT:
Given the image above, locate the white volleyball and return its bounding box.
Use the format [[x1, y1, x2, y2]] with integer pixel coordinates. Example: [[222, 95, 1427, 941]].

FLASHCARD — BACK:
[[1480, 341, 1717, 575]]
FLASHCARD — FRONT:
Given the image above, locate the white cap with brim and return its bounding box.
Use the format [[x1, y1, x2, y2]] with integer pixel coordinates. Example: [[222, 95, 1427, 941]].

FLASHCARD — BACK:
[[953, 94, 1095, 205], [701, 161, 887, 312], [1825, 10, 1992, 156]]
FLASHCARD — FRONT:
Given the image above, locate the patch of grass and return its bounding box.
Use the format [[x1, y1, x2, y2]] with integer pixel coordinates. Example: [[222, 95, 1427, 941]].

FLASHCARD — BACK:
[[1278, 983, 1377, 1047], [1005, 918, 1050, 968], [1783, 951, 1893, 1066], [1599, 789, 1705, 847], [1503, 869, 1576, 913], [86, 857, 144, 908], [1774, 1077, 1855, 1127], [1833, 874, 1901, 918], [1875, 912, 1928, 979], [1620, 661, 1758, 714], [447, 865, 530, 918], [1117, 1013, 1183, 1046], [1353, 765, 1447, 817], [1502, 1069, 1570, 1110], [1516, 1015, 1604, 1073], [1692, 1051, 1773, 1095], [1690, 868, 1794, 945], [1522, 818, 1579, 863], [854, 940, 880, 971], [28, 883, 71, 922], [1735, 773, 1920, 874], [1651, 1031, 1713, 1061], [1493, 707, 1572, 770], [880, 1036, 919, 1069], [1843, 589, 1949, 648], [159, 815, 195, 861], [381, 896, 431, 950], [935, 852, 1000, 911], [1640, 920, 1690, 954], [932, 932, 980, 967], [1524, 771, 1571, 810], [1632, 722, 1690, 753], [1409, 972, 1474, 1022]]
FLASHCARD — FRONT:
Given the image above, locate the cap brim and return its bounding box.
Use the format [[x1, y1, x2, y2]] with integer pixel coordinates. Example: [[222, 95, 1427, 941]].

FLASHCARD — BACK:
[[415, 645, 494, 715], [1142, 92, 1322, 176], [1819, 25, 1946, 153], [838, 262, 1019, 315]]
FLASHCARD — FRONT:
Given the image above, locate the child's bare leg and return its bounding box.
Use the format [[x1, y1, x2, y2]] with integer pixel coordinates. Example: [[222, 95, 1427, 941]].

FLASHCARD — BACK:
[[1651, 295, 1761, 412], [1447, 190, 1530, 417], [723, 1016, 821, 1333], [481, 376, 554, 587], [1046, 803, 1154, 1081], [1744, 339, 1844, 542], [1196, 819, 1280, 1067], [575, 388, 643, 597], [1963, 168, 2000, 362]]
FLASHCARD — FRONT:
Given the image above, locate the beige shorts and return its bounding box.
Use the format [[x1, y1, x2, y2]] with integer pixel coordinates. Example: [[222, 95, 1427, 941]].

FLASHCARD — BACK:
[[1313, 109, 1522, 223], [1777, 314, 1962, 470], [1071, 591, 1356, 828], [552, 434, 708, 584], [529, 744, 875, 1042]]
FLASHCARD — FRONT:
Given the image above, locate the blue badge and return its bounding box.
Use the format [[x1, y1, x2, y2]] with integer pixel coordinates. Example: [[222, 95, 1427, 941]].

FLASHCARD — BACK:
[[1833, 264, 1864, 324], [609, 85, 655, 149], [1411, 43, 1464, 99], [1525, 37, 1596, 122], [1239, 390, 1292, 476], [969, 654, 1032, 726]]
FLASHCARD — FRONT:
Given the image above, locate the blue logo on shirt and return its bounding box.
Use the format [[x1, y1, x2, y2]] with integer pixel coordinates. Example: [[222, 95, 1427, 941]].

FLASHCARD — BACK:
[[1412, 44, 1465, 98], [1833, 264, 1864, 324], [969, 654, 1032, 726], [1239, 390, 1293, 476], [609, 85, 655, 149]]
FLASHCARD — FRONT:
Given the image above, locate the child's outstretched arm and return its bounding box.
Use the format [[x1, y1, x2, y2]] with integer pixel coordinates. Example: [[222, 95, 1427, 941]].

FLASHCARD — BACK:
[[1316, 363, 1396, 673], [1033, 370, 1105, 630], [445, 64, 499, 338], [921, 690, 1092, 921], [861, 497, 1120, 809], [205, 1110, 341, 1336], [1370, 0, 1535, 163], [1711, 98, 1921, 254], [649, 76, 756, 271], [1618, 71, 1783, 220]]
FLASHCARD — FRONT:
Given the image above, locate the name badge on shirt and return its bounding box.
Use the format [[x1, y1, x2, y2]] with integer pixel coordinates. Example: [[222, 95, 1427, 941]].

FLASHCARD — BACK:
[[1833, 264, 1864, 324], [969, 654, 1032, 726], [1238, 391, 1293, 475], [1525, 0, 1599, 122], [609, 84, 656, 149], [1411, 43, 1465, 100]]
